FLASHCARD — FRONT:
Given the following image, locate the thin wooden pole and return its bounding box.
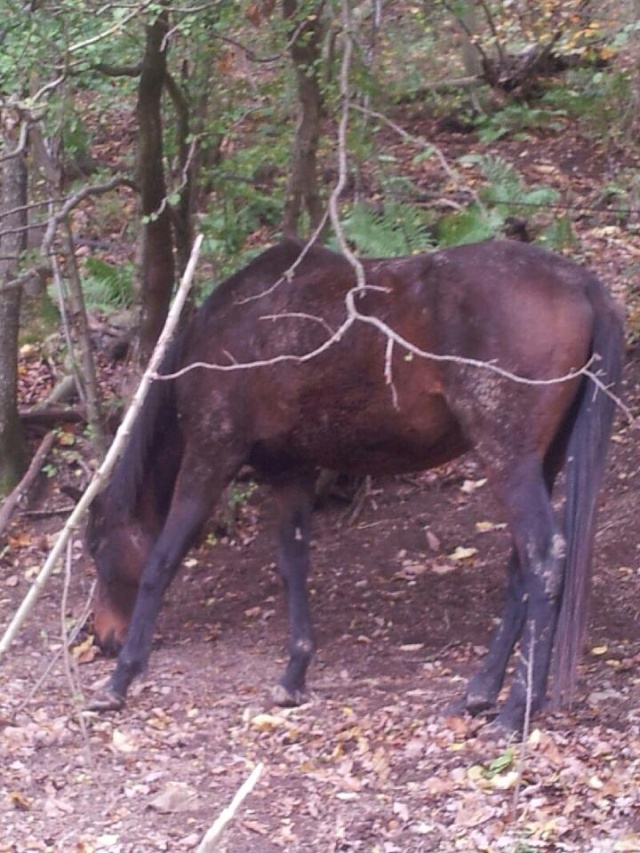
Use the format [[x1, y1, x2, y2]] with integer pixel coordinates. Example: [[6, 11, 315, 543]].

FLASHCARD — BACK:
[[0, 235, 202, 661]]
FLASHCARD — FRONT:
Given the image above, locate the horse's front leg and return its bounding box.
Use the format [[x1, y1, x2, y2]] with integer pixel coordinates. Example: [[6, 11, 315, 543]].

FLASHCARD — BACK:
[[89, 490, 215, 712], [271, 475, 316, 706]]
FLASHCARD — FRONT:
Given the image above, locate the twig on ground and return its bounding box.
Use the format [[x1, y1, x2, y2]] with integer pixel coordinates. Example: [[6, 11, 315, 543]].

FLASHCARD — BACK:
[[511, 628, 536, 819], [17, 579, 96, 716], [60, 540, 96, 776], [195, 762, 264, 853], [0, 431, 57, 539], [0, 235, 203, 661]]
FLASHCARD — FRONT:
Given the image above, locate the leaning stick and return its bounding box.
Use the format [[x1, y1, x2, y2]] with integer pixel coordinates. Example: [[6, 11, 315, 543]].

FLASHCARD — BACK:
[[195, 762, 264, 853], [0, 430, 57, 539], [0, 234, 203, 661]]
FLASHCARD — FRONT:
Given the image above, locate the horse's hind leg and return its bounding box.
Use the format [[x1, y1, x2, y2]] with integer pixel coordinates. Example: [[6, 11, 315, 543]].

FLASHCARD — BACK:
[[488, 457, 564, 732], [461, 548, 525, 715], [463, 454, 563, 717], [271, 475, 316, 706]]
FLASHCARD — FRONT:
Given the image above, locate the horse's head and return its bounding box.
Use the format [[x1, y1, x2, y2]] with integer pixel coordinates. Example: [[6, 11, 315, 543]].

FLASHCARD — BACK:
[[87, 492, 154, 655]]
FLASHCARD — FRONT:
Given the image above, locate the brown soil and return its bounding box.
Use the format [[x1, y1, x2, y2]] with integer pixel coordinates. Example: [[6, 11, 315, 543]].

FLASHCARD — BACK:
[[2, 119, 640, 853]]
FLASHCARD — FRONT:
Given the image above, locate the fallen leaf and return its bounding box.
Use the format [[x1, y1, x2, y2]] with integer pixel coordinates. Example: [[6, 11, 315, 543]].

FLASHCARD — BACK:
[[425, 530, 440, 551], [489, 770, 519, 790], [242, 820, 269, 835], [71, 635, 98, 664], [148, 782, 198, 813], [449, 546, 478, 561], [431, 563, 457, 575], [455, 804, 495, 828], [8, 791, 31, 811], [395, 562, 428, 580], [250, 713, 285, 731], [460, 478, 487, 494], [475, 520, 506, 533], [112, 729, 138, 754], [95, 835, 120, 851]]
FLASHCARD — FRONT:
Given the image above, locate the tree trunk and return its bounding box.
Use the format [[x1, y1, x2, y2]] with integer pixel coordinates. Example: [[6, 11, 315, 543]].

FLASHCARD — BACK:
[[0, 111, 28, 495], [136, 9, 176, 363], [165, 71, 194, 279], [459, 0, 483, 77], [282, 0, 326, 238]]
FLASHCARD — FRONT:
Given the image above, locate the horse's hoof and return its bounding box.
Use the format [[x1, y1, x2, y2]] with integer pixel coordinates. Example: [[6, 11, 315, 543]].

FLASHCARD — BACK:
[[444, 694, 497, 718], [444, 696, 468, 717], [465, 697, 499, 718], [487, 709, 523, 738], [271, 683, 307, 707], [86, 688, 126, 712]]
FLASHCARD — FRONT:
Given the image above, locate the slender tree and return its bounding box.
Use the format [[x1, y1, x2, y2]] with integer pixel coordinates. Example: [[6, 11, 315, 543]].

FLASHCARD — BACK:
[[282, 0, 326, 237], [135, 8, 177, 363], [0, 106, 28, 494]]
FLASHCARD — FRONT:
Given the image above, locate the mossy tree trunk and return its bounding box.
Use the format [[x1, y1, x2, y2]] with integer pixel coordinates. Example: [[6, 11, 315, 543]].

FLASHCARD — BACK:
[[282, 0, 326, 238], [136, 8, 176, 363], [0, 110, 27, 495]]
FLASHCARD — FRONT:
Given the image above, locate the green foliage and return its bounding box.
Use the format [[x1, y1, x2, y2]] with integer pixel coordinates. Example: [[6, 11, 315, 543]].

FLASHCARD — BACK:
[[474, 102, 567, 143], [469, 154, 559, 215], [541, 68, 634, 139], [201, 180, 282, 260], [481, 747, 515, 779], [438, 154, 564, 247], [539, 216, 578, 252], [436, 205, 503, 247], [200, 126, 289, 268], [336, 200, 435, 258], [81, 258, 133, 312]]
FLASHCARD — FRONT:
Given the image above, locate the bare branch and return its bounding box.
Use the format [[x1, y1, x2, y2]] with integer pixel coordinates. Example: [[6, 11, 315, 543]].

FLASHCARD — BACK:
[[327, 0, 366, 289], [196, 762, 264, 853], [233, 213, 330, 307], [32, 74, 66, 104], [0, 235, 203, 660], [259, 311, 336, 337], [68, 1, 156, 54], [41, 175, 137, 257], [155, 284, 632, 422], [0, 115, 29, 163], [154, 313, 356, 380], [384, 336, 399, 410], [350, 103, 488, 216], [0, 431, 57, 540], [92, 61, 143, 77], [0, 266, 50, 295]]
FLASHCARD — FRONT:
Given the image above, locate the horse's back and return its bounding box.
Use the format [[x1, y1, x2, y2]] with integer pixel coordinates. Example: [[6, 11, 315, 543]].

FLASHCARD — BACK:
[[429, 241, 597, 368], [172, 239, 618, 478]]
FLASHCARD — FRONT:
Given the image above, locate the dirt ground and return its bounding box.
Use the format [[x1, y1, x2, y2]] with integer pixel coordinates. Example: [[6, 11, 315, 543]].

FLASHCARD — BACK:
[[2, 121, 640, 852]]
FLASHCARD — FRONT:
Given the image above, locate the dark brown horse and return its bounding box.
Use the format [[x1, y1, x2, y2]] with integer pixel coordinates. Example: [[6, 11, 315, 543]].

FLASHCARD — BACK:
[[87, 238, 624, 731]]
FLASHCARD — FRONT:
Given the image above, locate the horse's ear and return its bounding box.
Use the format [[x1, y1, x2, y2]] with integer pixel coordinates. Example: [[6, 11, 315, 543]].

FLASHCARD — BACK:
[[61, 485, 83, 503]]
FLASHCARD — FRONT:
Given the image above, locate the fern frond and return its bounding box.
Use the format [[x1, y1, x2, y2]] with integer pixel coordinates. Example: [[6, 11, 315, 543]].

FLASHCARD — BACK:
[[339, 201, 434, 258]]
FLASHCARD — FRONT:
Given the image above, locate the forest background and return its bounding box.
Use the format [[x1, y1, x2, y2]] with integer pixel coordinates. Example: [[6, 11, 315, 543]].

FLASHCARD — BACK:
[[1, 2, 640, 851], [1, 0, 639, 495]]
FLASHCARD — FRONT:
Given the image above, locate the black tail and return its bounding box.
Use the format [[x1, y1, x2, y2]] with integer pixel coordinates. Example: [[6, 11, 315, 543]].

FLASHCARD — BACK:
[[552, 278, 625, 706]]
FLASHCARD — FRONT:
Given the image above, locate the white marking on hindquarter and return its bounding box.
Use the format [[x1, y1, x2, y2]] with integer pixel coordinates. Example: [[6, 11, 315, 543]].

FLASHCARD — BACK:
[[552, 533, 566, 560], [295, 527, 303, 541]]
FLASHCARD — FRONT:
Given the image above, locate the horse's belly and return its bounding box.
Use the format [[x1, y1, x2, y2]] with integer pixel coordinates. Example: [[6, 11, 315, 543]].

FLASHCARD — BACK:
[[250, 395, 468, 476]]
